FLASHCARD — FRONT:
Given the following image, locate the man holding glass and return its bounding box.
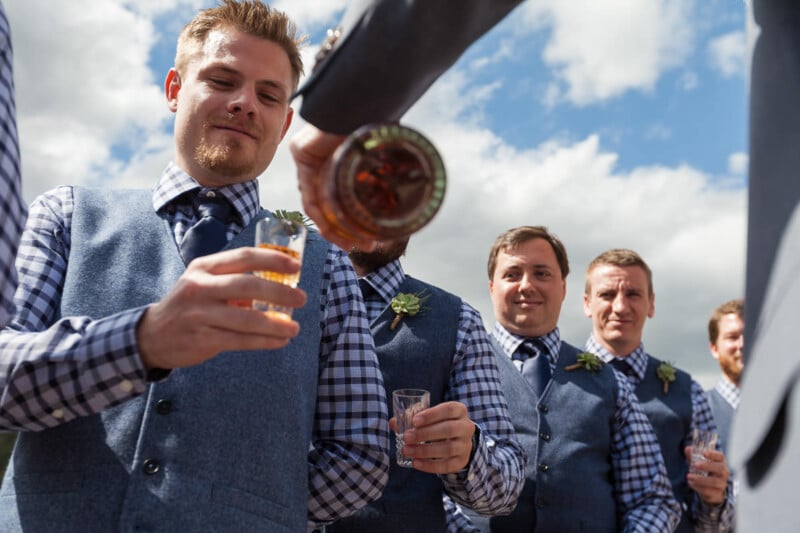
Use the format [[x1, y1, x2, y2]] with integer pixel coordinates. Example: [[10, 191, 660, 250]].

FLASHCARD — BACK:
[[330, 236, 525, 531], [450, 226, 680, 532], [582, 248, 733, 532], [0, 2, 388, 531]]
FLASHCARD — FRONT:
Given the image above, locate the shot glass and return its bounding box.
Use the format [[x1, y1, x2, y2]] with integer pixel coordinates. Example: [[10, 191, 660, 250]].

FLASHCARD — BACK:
[[253, 214, 307, 318], [689, 428, 718, 476], [392, 388, 430, 468]]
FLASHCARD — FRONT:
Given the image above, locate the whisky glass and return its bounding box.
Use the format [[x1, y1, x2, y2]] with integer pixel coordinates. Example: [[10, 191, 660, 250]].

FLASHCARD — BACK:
[[253, 214, 307, 318]]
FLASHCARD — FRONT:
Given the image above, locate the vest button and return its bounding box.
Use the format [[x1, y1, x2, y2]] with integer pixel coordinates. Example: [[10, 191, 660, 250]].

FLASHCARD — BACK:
[[156, 399, 173, 415], [538, 463, 550, 472], [539, 432, 551, 441], [535, 497, 546, 509], [142, 459, 161, 475], [538, 404, 549, 413]]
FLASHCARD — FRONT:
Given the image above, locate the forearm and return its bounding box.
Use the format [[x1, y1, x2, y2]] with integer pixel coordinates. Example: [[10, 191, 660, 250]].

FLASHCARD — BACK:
[[0, 308, 149, 431], [440, 305, 525, 514], [298, 0, 524, 134], [306, 249, 390, 526], [614, 380, 681, 532], [441, 429, 525, 515]]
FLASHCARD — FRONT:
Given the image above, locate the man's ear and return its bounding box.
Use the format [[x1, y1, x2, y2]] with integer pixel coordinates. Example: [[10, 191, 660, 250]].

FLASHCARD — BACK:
[[279, 107, 294, 141], [165, 68, 181, 112]]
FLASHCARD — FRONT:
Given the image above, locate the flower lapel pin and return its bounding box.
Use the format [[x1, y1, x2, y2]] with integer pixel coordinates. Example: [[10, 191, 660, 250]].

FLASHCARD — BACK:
[[389, 290, 430, 330]]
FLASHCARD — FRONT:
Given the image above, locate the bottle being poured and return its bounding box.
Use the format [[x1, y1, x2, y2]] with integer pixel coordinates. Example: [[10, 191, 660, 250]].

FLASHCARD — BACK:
[[315, 123, 446, 243]]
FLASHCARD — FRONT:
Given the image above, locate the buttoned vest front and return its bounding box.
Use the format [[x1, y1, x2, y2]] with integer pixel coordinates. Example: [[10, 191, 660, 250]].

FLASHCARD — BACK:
[[632, 356, 693, 533], [0, 188, 326, 532], [706, 388, 734, 455], [328, 276, 460, 533], [486, 341, 619, 533]]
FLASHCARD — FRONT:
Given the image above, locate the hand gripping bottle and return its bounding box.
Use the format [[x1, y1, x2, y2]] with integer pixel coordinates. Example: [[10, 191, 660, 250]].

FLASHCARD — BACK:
[[317, 123, 446, 242]]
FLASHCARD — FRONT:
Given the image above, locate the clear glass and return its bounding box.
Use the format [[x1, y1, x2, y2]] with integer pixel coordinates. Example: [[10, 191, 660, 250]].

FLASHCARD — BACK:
[[392, 388, 430, 468], [689, 428, 718, 476], [253, 214, 307, 318]]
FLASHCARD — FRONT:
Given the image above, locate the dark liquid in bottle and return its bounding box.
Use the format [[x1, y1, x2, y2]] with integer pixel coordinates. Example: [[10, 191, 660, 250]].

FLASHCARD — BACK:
[[323, 123, 446, 242]]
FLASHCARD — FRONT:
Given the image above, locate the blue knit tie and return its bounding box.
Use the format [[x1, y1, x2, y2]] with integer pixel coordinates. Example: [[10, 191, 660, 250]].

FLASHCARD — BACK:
[[179, 191, 232, 264]]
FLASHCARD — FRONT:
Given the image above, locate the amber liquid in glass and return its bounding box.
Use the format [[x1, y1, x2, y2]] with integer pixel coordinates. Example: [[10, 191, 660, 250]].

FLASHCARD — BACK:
[[254, 243, 302, 319], [255, 243, 301, 288]]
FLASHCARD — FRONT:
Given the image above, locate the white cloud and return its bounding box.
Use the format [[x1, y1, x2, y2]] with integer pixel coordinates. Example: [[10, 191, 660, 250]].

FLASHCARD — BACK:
[[516, 0, 695, 106], [708, 30, 747, 78], [728, 152, 748, 176], [677, 70, 699, 91], [7, 0, 168, 198]]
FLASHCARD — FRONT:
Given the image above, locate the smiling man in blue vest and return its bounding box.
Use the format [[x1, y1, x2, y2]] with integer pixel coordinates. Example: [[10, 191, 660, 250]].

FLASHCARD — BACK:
[[326, 237, 525, 532], [583, 248, 734, 532], [0, 1, 389, 531], [450, 226, 680, 532]]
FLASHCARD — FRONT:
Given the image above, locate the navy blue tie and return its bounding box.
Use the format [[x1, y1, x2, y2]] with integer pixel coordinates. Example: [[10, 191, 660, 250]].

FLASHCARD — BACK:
[[179, 191, 233, 264], [516, 340, 551, 398], [610, 357, 634, 377]]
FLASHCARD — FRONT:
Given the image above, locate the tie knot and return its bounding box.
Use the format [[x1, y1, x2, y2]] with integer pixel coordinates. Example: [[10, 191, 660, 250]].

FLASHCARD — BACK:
[[193, 191, 232, 222], [609, 358, 634, 376], [358, 278, 378, 300], [513, 339, 547, 362]]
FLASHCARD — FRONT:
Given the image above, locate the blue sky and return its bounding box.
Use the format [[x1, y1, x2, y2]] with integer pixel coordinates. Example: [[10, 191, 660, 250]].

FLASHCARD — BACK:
[[5, 0, 751, 384]]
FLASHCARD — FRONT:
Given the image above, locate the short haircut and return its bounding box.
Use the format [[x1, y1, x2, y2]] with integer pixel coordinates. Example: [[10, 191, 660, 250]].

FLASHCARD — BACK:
[[487, 226, 569, 280], [175, 0, 306, 90], [585, 248, 653, 296], [708, 298, 744, 343]]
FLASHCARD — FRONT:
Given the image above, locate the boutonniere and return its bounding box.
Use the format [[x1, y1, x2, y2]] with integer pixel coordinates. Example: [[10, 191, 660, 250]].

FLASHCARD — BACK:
[[390, 290, 430, 330], [564, 352, 603, 373], [274, 209, 312, 227], [656, 361, 677, 394]]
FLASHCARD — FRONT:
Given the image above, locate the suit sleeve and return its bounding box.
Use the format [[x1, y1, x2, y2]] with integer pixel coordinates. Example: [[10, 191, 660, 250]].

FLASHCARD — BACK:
[[296, 0, 524, 134]]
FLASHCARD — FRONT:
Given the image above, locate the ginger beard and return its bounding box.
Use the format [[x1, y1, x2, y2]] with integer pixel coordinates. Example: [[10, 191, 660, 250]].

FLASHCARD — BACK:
[[194, 120, 260, 179]]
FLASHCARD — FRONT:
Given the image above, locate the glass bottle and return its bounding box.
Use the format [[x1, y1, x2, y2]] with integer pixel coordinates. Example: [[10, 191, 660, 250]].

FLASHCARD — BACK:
[[317, 123, 447, 243]]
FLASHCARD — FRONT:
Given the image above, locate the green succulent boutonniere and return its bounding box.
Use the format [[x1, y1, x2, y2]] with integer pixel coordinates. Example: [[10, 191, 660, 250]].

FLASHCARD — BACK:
[[274, 209, 312, 227], [564, 352, 603, 373], [656, 361, 677, 394], [390, 290, 430, 330]]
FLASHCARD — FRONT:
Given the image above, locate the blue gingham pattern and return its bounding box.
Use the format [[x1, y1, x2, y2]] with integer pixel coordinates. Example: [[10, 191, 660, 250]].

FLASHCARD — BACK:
[[0, 4, 26, 328], [0, 162, 389, 529], [585, 335, 735, 532], [713, 377, 740, 410], [359, 260, 525, 516]]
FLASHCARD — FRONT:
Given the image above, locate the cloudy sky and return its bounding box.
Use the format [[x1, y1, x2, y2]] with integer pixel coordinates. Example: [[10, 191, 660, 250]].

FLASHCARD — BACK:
[[5, 0, 751, 386]]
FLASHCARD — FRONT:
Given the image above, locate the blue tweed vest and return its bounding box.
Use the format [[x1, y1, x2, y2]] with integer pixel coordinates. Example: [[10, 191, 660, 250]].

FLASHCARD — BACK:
[[484, 341, 618, 533], [328, 276, 460, 533], [0, 188, 326, 532], [706, 388, 733, 455], [633, 356, 693, 533]]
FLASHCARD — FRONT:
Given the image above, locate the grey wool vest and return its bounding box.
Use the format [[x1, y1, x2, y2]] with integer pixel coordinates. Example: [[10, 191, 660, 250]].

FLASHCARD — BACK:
[[706, 388, 733, 455], [328, 276, 460, 533], [0, 187, 326, 532], [632, 356, 694, 533], [484, 341, 619, 533]]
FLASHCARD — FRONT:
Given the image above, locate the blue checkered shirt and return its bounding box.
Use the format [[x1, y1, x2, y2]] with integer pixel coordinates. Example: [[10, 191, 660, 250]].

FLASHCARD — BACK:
[[447, 325, 680, 532], [0, 5, 26, 328], [0, 162, 390, 529], [713, 377, 740, 410], [585, 335, 735, 532], [359, 260, 525, 516]]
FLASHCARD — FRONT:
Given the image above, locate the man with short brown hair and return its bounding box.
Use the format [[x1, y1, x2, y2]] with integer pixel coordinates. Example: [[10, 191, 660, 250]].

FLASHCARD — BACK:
[[706, 299, 744, 455], [583, 248, 734, 532]]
